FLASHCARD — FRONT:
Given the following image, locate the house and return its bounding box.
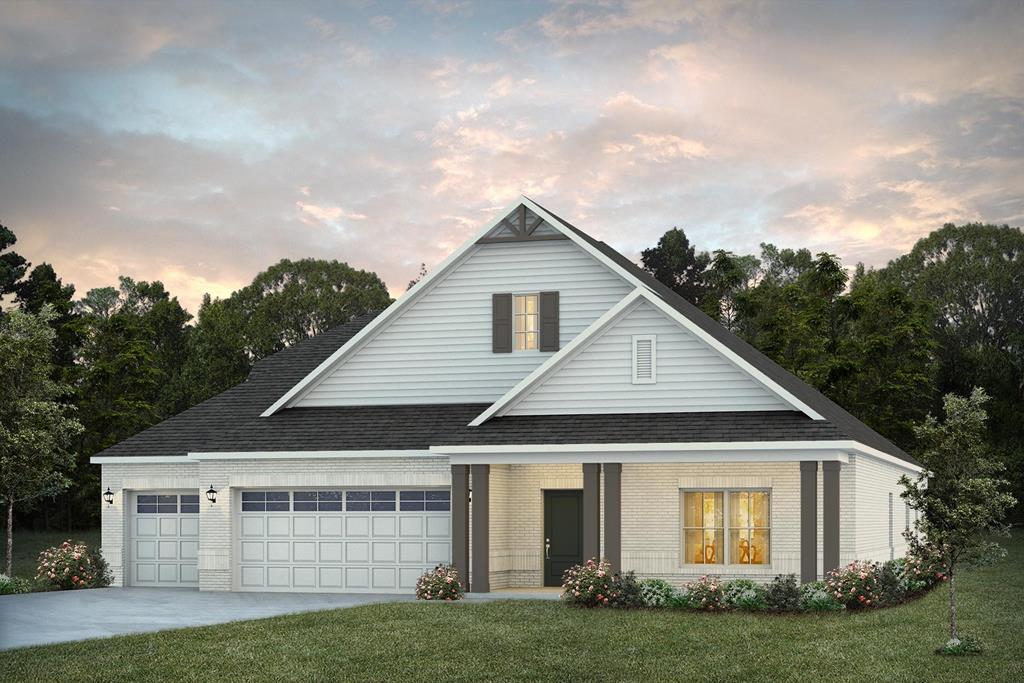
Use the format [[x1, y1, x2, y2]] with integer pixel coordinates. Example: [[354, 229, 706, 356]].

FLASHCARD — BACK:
[[91, 197, 922, 594]]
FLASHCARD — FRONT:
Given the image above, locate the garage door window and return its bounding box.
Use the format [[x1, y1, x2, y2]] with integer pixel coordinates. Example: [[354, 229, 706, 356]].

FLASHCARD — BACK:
[[242, 491, 290, 512], [400, 491, 451, 511], [346, 490, 396, 511], [180, 495, 200, 513], [293, 491, 343, 511], [137, 494, 180, 514]]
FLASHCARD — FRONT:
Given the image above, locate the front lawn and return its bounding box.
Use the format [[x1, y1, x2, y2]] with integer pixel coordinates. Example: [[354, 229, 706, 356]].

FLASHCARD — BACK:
[[1, 532, 1021, 682], [5, 529, 101, 581]]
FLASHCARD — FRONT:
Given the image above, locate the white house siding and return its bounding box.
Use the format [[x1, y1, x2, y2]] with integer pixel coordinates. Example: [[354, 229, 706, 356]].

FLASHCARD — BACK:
[[848, 453, 914, 562], [99, 462, 200, 587], [295, 239, 633, 406], [506, 299, 792, 415]]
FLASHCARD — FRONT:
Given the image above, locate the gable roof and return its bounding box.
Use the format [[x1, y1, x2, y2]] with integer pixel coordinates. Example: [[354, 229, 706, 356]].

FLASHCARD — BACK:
[[530, 199, 916, 464]]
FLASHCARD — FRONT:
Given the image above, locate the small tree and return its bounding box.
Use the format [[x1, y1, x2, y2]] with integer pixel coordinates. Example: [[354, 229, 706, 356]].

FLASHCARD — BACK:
[[0, 307, 83, 575], [900, 388, 1016, 649]]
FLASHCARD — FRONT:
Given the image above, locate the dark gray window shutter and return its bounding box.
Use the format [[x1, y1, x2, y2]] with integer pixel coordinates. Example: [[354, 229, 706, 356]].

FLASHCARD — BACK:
[[492, 293, 513, 353], [539, 291, 559, 352]]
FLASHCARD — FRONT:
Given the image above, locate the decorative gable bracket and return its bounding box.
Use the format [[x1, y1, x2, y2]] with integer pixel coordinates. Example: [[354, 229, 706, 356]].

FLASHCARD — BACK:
[[477, 204, 568, 244]]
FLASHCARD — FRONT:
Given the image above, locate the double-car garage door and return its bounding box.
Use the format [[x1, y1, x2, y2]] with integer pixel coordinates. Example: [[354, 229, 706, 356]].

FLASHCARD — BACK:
[[235, 489, 452, 592]]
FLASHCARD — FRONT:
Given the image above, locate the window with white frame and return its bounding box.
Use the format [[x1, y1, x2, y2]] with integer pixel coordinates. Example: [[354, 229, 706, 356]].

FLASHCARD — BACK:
[[513, 294, 539, 350], [682, 490, 770, 565]]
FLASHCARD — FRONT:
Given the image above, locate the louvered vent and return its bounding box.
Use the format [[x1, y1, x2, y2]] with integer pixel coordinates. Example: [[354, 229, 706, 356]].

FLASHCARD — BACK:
[[632, 335, 657, 384]]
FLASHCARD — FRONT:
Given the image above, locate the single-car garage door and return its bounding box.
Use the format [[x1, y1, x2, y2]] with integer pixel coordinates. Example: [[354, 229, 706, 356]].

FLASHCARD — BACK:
[[129, 491, 200, 587], [236, 489, 451, 593]]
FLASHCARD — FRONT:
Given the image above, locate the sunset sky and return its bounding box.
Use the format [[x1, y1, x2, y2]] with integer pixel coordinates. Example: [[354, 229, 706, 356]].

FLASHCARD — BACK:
[[2, 0, 1022, 312]]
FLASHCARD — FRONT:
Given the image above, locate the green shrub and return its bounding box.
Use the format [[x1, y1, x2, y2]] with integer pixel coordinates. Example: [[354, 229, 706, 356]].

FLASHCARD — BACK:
[[680, 575, 727, 611], [0, 574, 33, 595], [415, 564, 463, 601], [799, 581, 844, 612], [562, 559, 621, 607], [936, 635, 984, 656], [722, 579, 767, 611], [825, 560, 884, 609], [639, 578, 677, 608], [764, 574, 802, 612], [878, 559, 908, 606], [616, 571, 644, 608], [36, 540, 111, 590]]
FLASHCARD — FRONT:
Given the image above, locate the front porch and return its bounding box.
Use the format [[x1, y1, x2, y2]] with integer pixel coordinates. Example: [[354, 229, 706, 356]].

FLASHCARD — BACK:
[[446, 453, 848, 593]]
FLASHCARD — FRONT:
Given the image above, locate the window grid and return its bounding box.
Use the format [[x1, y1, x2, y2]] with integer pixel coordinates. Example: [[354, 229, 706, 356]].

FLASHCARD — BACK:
[[237, 490, 452, 513], [682, 489, 771, 566], [513, 294, 539, 351]]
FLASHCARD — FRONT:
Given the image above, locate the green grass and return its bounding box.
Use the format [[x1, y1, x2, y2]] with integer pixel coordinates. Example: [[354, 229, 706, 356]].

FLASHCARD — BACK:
[[5, 529, 101, 580], [2, 533, 1022, 682]]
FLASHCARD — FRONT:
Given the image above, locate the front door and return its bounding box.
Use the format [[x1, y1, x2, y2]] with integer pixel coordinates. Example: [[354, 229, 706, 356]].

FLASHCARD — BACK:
[[543, 490, 583, 587]]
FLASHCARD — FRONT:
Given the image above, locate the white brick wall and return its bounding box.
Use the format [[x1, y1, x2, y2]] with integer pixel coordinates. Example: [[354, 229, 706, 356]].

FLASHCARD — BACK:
[[848, 453, 913, 562]]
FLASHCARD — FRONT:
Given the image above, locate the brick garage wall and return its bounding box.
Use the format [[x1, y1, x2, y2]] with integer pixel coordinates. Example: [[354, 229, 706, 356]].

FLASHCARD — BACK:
[[849, 453, 917, 563], [99, 462, 200, 586], [195, 457, 450, 591]]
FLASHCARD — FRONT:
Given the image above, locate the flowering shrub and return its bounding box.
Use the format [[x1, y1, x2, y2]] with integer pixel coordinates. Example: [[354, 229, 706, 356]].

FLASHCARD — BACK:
[[764, 574, 802, 612], [561, 559, 622, 607], [901, 539, 948, 594], [722, 579, 767, 611], [679, 575, 727, 611], [800, 581, 844, 612], [35, 541, 111, 590], [639, 578, 677, 608], [0, 574, 33, 595], [825, 560, 884, 609], [415, 564, 463, 600]]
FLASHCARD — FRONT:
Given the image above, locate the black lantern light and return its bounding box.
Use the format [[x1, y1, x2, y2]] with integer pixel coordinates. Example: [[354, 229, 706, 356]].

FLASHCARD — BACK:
[[103, 487, 115, 505], [205, 485, 218, 504]]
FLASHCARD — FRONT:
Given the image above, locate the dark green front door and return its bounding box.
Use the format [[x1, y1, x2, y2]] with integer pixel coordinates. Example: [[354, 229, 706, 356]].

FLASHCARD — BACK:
[[544, 490, 583, 587]]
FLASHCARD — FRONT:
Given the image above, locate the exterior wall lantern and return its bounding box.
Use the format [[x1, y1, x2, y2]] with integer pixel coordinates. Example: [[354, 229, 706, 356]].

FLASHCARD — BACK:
[[205, 485, 218, 505], [103, 487, 115, 505]]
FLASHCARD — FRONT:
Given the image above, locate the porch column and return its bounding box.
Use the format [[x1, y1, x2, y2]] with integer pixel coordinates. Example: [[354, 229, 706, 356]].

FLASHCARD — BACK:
[[799, 461, 817, 583], [450, 464, 470, 591], [603, 463, 621, 572], [470, 464, 490, 593], [582, 463, 601, 562], [823, 461, 841, 575]]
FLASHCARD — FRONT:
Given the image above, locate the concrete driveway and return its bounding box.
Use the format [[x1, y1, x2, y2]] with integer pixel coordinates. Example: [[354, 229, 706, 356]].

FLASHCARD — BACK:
[[0, 587, 414, 651]]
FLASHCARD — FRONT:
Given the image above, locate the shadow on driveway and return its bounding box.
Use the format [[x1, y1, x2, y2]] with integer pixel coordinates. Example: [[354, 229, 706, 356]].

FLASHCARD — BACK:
[[0, 587, 414, 651]]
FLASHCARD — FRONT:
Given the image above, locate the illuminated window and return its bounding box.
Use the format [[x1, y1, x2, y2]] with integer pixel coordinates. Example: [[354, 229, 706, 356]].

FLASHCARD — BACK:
[[513, 294, 539, 351], [682, 490, 771, 565]]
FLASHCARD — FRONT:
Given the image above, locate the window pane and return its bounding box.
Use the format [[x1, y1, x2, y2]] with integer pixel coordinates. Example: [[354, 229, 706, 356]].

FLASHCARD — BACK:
[[266, 501, 289, 512], [703, 492, 723, 528], [514, 315, 526, 333], [400, 491, 425, 502], [294, 492, 316, 502], [371, 501, 396, 511], [425, 501, 450, 511], [683, 492, 702, 527], [730, 528, 751, 564], [346, 491, 369, 502], [242, 492, 265, 502], [137, 504, 157, 514], [266, 492, 289, 502], [138, 495, 157, 504], [400, 501, 425, 511], [730, 491, 749, 528], [294, 501, 317, 511], [514, 295, 525, 314], [425, 491, 450, 501], [750, 529, 770, 564], [751, 491, 770, 528], [684, 529, 704, 564], [524, 295, 537, 314], [319, 491, 342, 502], [347, 502, 370, 511], [241, 502, 264, 512], [319, 501, 342, 512], [181, 495, 200, 504], [524, 332, 537, 349], [371, 491, 395, 501]]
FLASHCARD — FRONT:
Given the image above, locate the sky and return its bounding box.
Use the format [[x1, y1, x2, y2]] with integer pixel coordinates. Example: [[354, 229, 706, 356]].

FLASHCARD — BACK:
[[2, 0, 1023, 313]]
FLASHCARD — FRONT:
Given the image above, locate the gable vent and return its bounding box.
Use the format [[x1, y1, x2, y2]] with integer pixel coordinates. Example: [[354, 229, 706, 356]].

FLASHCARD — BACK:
[[632, 335, 657, 384]]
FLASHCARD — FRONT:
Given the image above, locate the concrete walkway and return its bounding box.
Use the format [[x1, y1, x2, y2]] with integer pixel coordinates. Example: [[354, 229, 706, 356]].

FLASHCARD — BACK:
[[0, 587, 559, 651]]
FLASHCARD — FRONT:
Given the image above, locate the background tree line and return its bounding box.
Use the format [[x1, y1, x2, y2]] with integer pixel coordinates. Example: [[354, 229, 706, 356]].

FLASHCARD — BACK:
[[1, 219, 1021, 531]]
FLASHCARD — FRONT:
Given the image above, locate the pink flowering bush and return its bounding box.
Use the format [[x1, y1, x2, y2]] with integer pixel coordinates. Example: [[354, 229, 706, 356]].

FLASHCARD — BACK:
[[901, 540, 948, 594], [415, 564, 463, 601], [36, 540, 111, 591], [825, 560, 884, 609], [679, 575, 728, 611], [561, 559, 622, 607]]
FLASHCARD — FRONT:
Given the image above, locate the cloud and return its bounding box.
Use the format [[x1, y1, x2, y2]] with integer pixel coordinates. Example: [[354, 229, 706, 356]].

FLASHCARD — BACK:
[[369, 15, 395, 32]]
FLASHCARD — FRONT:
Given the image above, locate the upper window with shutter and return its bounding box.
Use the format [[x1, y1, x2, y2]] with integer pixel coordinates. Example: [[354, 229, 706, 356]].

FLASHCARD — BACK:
[[493, 291, 559, 353], [632, 334, 657, 384]]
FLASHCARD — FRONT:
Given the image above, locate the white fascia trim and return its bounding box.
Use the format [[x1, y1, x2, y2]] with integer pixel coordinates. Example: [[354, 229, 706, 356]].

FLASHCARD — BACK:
[[91, 456, 194, 464], [187, 450, 438, 461], [469, 290, 645, 425], [259, 198, 533, 417], [431, 439, 923, 472]]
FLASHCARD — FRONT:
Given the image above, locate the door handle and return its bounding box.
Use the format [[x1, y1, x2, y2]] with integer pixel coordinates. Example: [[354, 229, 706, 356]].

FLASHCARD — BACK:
[[545, 537, 550, 559]]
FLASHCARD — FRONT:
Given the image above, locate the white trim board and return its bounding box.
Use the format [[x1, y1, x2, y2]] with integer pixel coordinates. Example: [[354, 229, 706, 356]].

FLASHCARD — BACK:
[[187, 450, 438, 461], [470, 287, 822, 425], [431, 440, 922, 473], [91, 456, 194, 464]]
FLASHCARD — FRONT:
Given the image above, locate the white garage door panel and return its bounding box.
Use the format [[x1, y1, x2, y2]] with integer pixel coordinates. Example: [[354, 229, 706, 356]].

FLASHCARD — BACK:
[[129, 491, 200, 588], [236, 489, 451, 593]]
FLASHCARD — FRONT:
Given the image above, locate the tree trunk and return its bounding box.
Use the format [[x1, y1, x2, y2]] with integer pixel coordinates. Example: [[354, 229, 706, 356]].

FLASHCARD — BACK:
[[947, 561, 960, 646], [5, 497, 13, 577]]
